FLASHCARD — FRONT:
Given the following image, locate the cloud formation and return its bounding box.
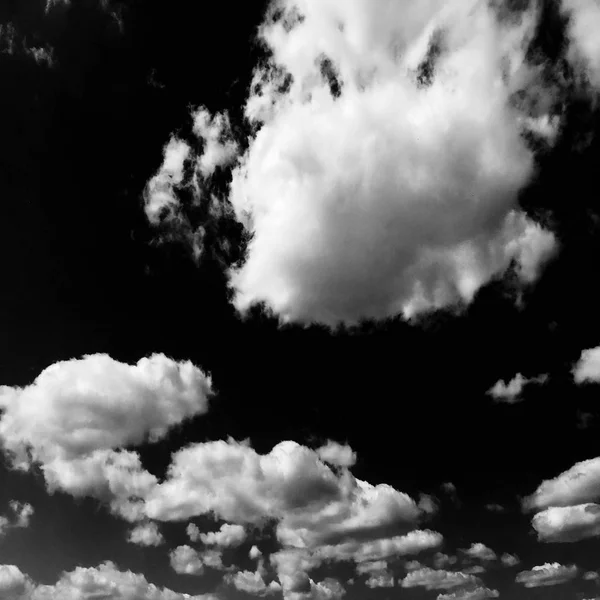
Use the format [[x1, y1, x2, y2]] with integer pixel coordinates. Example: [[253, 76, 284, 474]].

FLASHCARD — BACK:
[[573, 346, 600, 383], [145, 0, 559, 326], [127, 522, 165, 547], [0, 354, 211, 520], [532, 503, 600, 542], [487, 373, 547, 403], [199, 523, 247, 547], [401, 567, 482, 591], [515, 562, 579, 588]]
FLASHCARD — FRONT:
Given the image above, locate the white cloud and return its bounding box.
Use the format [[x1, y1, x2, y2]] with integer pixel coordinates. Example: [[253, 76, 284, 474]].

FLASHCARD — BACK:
[[0, 565, 34, 600], [250, 545, 263, 560], [515, 562, 579, 588], [459, 543, 496, 562], [192, 109, 240, 178], [187, 523, 201, 542], [221, 0, 556, 326], [29, 561, 215, 600], [144, 439, 422, 552], [584, 571, 599, 581], [199, 523, 247, 547], [0, 353, 212, 468], [128, 522, 164, 547], [0, 354, 211, 520], [170, 545, 205, 575], [356, 561, 394, 588], [524, 456, 600, 510], [401, 567, 481, 591], [433, 553, 458, 569], [560, 0, 600, 89], [487, 373, 547, 403], [9, 502, 33, 529], [226, 568, 281, 596], [573, 347, 600, 383], [500, 553, 520, 567], [436, 587, 499, 600], [316, 442, 357, 468], [532, 503, 600, 542]]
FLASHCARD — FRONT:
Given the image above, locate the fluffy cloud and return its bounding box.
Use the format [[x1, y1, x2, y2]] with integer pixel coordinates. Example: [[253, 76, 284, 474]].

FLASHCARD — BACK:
[[144, 439, 422, 551], [9, 502, 34, 529], [560, 0, 600, 89], [573, 347, 600, 383], [0, 354, 211, 519], [0, 565, 34, 600], [356, 561, 394, 588], [436, 587, 499, 600], [170, 546, 206, 575], [0, 353, 212, 467], [316, 442, 357, 468], [532, 503, 600, 542], [515, 562, 579, 588], [250, 546, 263, 560], [401, 568, 481, 591], [459, 543, 496, 562], [0, 561, 215, 600], [524, 456, 600, 510], [500, 553, 520, 567], [487, 373, 547, 403], [433, 553, 458, 569], [127, 522, 164, 547], [146, 0, 558, 326], [199, 523, 247, 547], [226, 567, 281, 596]]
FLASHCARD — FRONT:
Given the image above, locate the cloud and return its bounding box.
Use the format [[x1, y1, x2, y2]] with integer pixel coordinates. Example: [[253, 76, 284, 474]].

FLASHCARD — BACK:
[[250, 546, 263, 560], [532, 503, 600, 542], [487, 373, 547, 403], [27, 561, 216, 600], [433, 553, 458, 569], [0, 565, 34, 600], [9, 502, 33, 529], [170, 545, 206, 575], [573, 347, 600, 383], [127, 522, 165, 547], [500, 553, 520, 567], [356, 561, 394, 588], [459, 543, 497, 562], [316, 442, 357, 468], [436, 587, 499, 600], [524, 456, 600, 510], [226, 566, 281, 596], [401, 568, 482, 591], [0, 354, 211, 520], [145, 0, 558, 327], [199, 523, 247, 547], [515, 562, 579, 588], [560, 0, 600, 89]]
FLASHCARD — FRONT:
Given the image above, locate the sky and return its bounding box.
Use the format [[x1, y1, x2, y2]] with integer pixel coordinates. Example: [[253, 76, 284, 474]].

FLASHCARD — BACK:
[[2, 0, 600, 599]]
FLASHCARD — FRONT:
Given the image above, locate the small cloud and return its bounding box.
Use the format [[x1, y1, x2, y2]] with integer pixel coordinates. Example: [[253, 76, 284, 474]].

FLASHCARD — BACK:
[[127, 522, 164, 547], [316, 441, 357, 468], [515, 562, 579, 588], [487, 373, 547, 404], [485, 503, 505, 513], [459, 543, 497, 562], [500, 553, 520, 567], [573, 347, 600, 384], [401, 567, 482, 591], [200, 523, 247, 548], [436, 587, 499, 600]]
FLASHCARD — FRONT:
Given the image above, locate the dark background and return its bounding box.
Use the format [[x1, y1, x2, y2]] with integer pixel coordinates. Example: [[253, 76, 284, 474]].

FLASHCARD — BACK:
[[0, 0, 599, 598]]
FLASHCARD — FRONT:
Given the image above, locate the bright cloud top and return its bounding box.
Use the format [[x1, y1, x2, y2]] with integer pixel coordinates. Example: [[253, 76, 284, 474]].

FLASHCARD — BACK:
[[532, 503, 600, 543], [146, 0, 559, 326], [515, 562, 579, 588], [0, 353, 212, 520]]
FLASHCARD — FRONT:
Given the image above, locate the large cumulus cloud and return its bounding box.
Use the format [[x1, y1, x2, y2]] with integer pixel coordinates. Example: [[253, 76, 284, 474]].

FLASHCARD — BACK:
[[145, 0, 559, 326]]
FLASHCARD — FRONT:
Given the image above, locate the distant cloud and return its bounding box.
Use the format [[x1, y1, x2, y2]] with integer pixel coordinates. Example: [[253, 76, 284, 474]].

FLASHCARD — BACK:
[[485, 503, 505, 513], [12, 560, 216, 599], [487, 373, 547, 403], [0, 501, 34, 538], [199, 523, 247, 547], [459, 543, 497, 562], [0, 22, 54, 67], [524, 456, 600, 511], [515, 562, 579, 588], [401, 567, 482, 591], [532, 503, 600, 543], [433, 553, 458, 569], [560, 0, 600, 89], [500, 553, 520, 567], [573, 347, 600, 383], [127, 522, 164, 547], [226, 564, 281, 596], [356, 560, 394, 588], [316, 442, 357, 468], [436, 587, 499, 600]]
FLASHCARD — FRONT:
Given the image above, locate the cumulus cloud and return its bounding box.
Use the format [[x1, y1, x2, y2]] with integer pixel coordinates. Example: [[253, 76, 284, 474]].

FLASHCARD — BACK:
[[487, 373, 547, 403], [401, 568, 482, 591], [127, 522, 164, 547], [250, 545, 263, 560], [573, 347, 600, 383], [0, 353, 211, 519], [316, 442, 357, 468], [170, 545, 206, 575], [515, 562, 579, 588], [145, 0, 558, 326], [226, 567, 281, 596], [356, 561, 394, 588], [500, 553, 520, 567], [433, 553, 458, 569], [459, 543, 497, 562], [524, 456, 600, 510], [436, 587, 499, 600], [532, 503, 600, 542], [0, 565, 34, 600], [560, 0, 600, 89], [0, 501, 34, 538], [199, 523, 247, 547]]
